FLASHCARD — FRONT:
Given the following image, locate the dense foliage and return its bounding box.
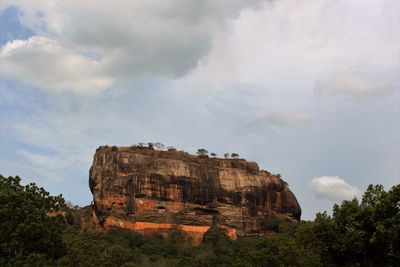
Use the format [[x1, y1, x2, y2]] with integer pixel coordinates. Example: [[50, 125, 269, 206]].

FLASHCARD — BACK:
[[0, 174, 398, 266], [0, 175, 66, 266], [295, 184, 400, 266]]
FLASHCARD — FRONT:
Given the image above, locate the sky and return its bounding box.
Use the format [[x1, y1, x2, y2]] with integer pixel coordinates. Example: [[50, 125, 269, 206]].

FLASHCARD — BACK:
[[0, 0, 399, 220]]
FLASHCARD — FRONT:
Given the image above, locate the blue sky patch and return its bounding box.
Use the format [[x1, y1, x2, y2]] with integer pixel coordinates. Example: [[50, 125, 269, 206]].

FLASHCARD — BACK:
[[0, 6, 35, 45]]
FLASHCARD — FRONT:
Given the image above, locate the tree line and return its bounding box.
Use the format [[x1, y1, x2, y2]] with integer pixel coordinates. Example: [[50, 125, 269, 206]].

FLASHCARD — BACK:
[[131, 142, 241, 159]]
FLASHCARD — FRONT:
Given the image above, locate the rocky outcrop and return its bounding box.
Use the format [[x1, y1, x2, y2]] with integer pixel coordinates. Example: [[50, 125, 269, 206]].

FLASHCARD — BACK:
[[88, 146, 301, 243]]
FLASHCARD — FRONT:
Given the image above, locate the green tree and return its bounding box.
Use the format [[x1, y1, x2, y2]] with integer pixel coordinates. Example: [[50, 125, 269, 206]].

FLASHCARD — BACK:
[[232, 235, 320, 267], [200, 225, 234, 266], [57, 231, 112, 267], [202, 225, 230, 248], [0, 175, 66, 265], [296, 184, 400, 266], [362, 184, 400, 265]]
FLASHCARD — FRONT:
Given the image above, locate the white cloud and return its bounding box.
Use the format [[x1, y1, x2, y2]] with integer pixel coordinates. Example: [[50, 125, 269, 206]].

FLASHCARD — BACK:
[[309, 176, 360, 201], [0, 37, 113, 94], [314, 71, 398, 99]]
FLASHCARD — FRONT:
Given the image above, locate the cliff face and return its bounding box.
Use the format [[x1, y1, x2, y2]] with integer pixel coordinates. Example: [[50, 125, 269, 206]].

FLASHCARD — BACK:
[[89, 146, 301, 243]]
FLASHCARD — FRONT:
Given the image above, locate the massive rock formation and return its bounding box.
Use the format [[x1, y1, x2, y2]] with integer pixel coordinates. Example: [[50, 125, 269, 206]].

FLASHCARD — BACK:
[[89, 146, 301, 243]]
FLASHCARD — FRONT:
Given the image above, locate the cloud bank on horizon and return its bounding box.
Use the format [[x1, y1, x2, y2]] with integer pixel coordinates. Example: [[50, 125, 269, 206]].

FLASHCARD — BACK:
[[0, 0, 399, 219]]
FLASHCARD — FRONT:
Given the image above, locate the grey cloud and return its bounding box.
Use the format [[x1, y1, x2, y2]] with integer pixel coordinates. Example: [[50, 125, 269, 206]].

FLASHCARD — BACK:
[[61, 0, 266, 78], [0, 0, 266, 94]]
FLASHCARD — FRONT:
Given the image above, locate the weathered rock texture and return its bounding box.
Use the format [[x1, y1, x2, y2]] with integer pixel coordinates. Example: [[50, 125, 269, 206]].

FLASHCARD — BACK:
[[89, 146, 301, 243]]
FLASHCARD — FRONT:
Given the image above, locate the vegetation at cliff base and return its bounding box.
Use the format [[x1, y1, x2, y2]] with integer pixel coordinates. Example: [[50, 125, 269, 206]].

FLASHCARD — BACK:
[[0, 174, 399, 266]]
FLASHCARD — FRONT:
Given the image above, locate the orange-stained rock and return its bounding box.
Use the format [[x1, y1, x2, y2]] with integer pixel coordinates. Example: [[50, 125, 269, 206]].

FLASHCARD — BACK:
[[103, 215, 212, 245], [89, 146, 301, 241]]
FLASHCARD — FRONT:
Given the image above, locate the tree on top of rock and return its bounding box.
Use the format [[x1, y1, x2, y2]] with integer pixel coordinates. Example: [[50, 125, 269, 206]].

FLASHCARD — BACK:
[[197, 149, 208, 156], [153, 142, 165, 150], [147, 143, 154, 149]]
